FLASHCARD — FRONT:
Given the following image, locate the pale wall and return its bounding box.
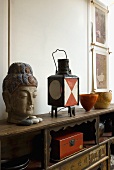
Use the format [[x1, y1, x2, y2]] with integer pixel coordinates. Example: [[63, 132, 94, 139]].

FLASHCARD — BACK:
[[5, 0, 88, 116], [0, 0, 8, 119], [2, 0, 114, 119], [108, 4, 114, 102]]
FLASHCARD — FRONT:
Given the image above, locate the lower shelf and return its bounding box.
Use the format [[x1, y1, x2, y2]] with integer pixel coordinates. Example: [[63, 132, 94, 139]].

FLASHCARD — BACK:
[[26, 160, 41, 170], [26, 156, 109, 170], [85, 156, 108, 170], [27, 143, 107, 170]]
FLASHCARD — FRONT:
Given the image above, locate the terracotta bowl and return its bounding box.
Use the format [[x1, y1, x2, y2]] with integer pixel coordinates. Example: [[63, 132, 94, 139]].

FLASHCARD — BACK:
[[94, 91, 112, 109], [79, 94, 98, 112]]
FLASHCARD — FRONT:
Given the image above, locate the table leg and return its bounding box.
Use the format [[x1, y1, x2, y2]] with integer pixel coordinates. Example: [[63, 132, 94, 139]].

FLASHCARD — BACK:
[[0, 141, 1, 170], [41, 129, 49, 170]]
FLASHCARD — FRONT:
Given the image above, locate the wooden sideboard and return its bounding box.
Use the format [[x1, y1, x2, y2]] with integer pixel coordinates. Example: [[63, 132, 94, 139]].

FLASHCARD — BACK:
[[1, 105, 114, 169]]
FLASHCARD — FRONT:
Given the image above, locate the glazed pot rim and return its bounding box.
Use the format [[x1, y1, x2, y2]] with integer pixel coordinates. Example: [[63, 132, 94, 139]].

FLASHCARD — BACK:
[[94, 91, 112, 94], [79, 94, 98, 96]]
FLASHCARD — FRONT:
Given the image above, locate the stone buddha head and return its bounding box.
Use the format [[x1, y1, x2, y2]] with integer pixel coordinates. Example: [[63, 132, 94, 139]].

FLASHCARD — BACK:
[[2, 62, 38, 123]]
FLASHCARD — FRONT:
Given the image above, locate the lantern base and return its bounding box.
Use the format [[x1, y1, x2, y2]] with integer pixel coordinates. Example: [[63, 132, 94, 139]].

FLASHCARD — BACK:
[[51, 106, 75, 117]]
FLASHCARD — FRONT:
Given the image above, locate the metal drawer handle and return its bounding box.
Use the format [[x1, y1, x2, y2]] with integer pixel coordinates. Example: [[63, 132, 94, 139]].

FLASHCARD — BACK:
[[69, 139, 75, 146]]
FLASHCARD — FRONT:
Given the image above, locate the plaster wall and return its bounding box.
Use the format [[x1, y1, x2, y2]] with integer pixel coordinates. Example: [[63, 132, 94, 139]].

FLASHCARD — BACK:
[[0, 0, 88, 117], [2, 0, 114, 119], [108, 4, 114, 102], [0, 0, 8, 119]]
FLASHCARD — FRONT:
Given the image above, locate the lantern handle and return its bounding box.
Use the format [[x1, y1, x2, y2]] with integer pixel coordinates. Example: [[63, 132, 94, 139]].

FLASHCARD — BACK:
[[52, 49, 68, 73]]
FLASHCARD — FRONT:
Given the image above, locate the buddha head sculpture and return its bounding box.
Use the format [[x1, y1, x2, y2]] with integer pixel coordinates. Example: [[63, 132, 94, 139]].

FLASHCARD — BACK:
[[2, 62, 38, 124]]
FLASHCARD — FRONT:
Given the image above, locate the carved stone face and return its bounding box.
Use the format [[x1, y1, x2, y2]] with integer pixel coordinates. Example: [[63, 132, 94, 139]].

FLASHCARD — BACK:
[[2, 62, 38, 123], [11, 86, 37, 115], [2, 86, 37, 123]]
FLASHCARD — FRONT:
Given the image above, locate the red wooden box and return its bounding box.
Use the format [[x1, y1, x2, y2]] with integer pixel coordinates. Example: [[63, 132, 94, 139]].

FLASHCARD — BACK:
[[50, 132, 83, 160]]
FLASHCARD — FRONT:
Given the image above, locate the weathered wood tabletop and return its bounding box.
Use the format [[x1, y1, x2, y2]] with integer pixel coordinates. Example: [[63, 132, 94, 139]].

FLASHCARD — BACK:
[[0, 104, 114, 138], [0, 104, 114, 162]]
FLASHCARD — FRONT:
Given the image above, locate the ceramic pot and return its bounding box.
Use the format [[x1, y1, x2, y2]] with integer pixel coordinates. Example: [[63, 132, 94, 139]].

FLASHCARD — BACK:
[[1, 155, 29, 170], [94, 91, 112, 109], [79, 93, 98, 112]]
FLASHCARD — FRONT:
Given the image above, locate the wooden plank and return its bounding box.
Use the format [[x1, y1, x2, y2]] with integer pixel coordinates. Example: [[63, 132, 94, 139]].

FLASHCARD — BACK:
[[86, 156, 109, 170], [0, 141, 1, 170], [1, 131, 41, 159], [60, 153, 89, 170], [0, 104, 114, 138], [0, 105, 114, 169]]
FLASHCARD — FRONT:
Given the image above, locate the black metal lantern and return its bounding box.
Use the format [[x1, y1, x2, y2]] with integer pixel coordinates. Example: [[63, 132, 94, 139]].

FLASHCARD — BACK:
[[48, 49, 79, 117]]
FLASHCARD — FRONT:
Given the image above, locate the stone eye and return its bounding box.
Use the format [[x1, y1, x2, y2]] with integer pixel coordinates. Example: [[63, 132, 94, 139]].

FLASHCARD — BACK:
[[19, 92, 28, 98]]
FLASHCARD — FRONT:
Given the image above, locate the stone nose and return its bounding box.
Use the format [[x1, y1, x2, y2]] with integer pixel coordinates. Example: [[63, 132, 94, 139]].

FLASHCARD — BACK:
[[28, 93, 34, 106]]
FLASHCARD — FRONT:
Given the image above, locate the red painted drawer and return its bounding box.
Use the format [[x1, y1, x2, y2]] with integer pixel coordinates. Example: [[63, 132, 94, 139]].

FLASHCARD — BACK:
[[50, 132, 83, 160]]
